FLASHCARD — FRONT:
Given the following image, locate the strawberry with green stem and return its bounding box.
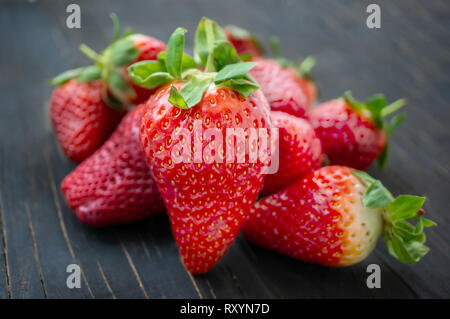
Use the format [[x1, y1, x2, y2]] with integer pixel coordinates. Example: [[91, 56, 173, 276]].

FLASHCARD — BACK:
[[307, 91, 406, 169], [129, 18, 272, 274], [49, 14, 166, 162], [74, 13, 167, 107], [49, 80, 124, 162], [244, 166, 435, 266]]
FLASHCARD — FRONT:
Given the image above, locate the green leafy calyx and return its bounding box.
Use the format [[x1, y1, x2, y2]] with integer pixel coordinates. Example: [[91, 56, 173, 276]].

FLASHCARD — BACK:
[[128, 17, 260, 110], [50, 13, 140, 110], [344, 91, 407, 169], [352, 170, 435, 264]]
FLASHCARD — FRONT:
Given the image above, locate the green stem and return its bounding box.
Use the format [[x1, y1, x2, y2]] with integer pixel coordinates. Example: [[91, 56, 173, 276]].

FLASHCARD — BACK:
[[298, 56, 316, 77], [79, 44, 100, 62], [269, 36, 281, 58], [110, 13, 121, 41], [204, 19, 216, 73], [381, 99, 406, 117]]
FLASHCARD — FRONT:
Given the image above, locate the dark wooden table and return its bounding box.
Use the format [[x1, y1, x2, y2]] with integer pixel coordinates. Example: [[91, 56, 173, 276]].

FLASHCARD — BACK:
[[0, 0, 448, 299]]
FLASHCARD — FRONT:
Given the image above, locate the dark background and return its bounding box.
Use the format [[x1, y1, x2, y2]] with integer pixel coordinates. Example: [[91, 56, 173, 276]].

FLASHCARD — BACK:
[[0, 0, 449, 298]]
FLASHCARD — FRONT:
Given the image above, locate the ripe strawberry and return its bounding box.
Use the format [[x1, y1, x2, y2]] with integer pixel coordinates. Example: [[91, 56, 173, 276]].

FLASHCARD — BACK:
[[250, 57, 316, 118], [50, 14, 166, 162], [123, 34, 168, 104], [75, 31, 167, 107], [50, 80, 124, 162], [247, 36, 317, 118], [307, 92, 406, 169], [130, 19, 272, 273], [61, 103, 165, 227], [261, 111, 322, 196], [224, 25, 263, 58], [244, 166, 435, 266]]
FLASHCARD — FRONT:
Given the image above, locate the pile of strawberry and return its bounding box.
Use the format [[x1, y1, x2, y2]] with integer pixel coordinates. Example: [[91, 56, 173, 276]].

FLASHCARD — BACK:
[[50, 16, 435, 275]]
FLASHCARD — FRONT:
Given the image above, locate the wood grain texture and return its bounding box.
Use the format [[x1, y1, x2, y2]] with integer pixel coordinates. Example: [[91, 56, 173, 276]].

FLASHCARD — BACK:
[[0, 0, 448, 298]]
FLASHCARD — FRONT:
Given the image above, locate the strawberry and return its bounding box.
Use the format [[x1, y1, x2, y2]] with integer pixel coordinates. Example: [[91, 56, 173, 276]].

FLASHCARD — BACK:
[[249, 56, 316, 118], [261, 111, 322, 196], [123, 33, 168, 104], [49, 80, 124, 162], [244, 166, 435, 266], [247, 36, 317, 118], [224, 25, 263, 58], [50, 14, 166, 161], [223, 31, 316, 117], [75, 13, 167, 106], [61, 103, 165, 227], [129, 18, 272, 274], [307, 92, 406, 169]]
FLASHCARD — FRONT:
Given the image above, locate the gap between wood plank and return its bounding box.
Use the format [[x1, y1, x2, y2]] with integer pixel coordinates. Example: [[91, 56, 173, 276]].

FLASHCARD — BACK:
[[205, 279, 217, 299], [96, 260, 116, 299], [44, 154, 95, 298], [0, 204, 11, 299], [117, 236, 150, 299], [0, 154, 11, 299], [179, 256, 204, 299], [24, 202, 47, 298]]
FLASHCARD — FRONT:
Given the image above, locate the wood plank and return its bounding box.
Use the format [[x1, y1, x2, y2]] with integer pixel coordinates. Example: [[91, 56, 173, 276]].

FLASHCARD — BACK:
[[0, 153, 10, 299], [112, 217, 206, 298], [0, 3, 57, 298]]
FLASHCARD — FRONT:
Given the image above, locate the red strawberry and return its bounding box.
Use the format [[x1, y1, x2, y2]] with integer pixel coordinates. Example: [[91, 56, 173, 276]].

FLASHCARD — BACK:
[[121, 33, 167, 104], [224, 25, 263, 57], [50, 15, 166, 162], [130, 19, 272, 273], [250, 57, 316, 118], [76, 32, 167, 108], [244, 166, 435, 266], [261, 111, 322, 196], [76, 14, 167, 106], [307, 92, 405, 169], [61, 103, 165, 227], [140, 85, 270, 273], [50, 80, 124, 162]]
